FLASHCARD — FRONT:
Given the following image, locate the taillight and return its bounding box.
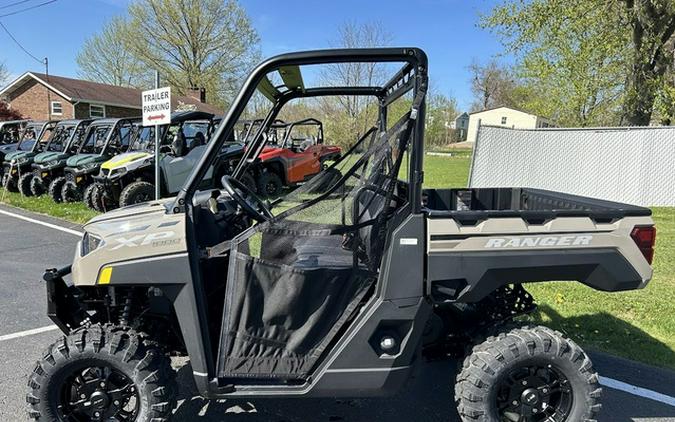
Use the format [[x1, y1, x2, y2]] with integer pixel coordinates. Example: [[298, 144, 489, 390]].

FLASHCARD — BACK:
[[631, 226, 656, 265]]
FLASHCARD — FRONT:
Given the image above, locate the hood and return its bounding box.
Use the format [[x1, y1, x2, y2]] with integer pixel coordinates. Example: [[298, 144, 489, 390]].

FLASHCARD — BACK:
[[101, 152, 152, 171], [66, 154, 102, 167], [4, 150, 34, 162], [0, 143, 18, 153], [221, 143, 245, 158], [84, 197, 176, 226], [34, 151, 68, 165]]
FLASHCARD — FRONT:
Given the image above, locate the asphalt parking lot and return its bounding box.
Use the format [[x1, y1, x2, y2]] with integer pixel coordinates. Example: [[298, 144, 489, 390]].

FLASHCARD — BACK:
[[1, 204, 674, 421]]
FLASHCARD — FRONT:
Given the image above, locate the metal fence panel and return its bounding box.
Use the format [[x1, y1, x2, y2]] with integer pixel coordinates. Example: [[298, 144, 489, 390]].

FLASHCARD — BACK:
[[469, 125, 675, 206]]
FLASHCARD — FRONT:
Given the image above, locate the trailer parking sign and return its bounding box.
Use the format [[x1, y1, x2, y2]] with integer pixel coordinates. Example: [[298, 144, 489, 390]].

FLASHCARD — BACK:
[[142, 87, 171, 126]]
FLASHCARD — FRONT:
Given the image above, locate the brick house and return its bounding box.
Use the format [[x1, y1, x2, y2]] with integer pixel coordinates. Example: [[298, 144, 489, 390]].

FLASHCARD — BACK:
[[0, 72, 222, 120]]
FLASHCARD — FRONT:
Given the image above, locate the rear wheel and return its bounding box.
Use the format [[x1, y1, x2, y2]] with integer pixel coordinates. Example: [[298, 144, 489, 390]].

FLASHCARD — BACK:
[[455, 325, 601, 422], [119, 181, 155, 207], [48, 177, 67, 203], [30, 175, 47, 196], [27, 324, 177, 421], [61, 181, 81, 203], [18, 172, 34, 196], [257, 170, 283, 197], [83, 183, 98, 210]]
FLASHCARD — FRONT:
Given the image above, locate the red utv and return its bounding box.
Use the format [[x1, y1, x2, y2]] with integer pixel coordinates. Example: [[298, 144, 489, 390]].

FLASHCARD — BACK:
[[254, 118, 341, 196]]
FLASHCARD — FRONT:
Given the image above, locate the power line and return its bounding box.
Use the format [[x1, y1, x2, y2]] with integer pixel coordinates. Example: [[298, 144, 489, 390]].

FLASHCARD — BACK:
[[0, 21, 44, 64], [0, 0, 56, 18], [0, 0, 38, 11]]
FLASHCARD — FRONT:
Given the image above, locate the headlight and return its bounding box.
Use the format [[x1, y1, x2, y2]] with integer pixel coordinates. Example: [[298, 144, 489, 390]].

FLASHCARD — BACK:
[[111, 167, 126, 176], [81, 232, 103, 256]]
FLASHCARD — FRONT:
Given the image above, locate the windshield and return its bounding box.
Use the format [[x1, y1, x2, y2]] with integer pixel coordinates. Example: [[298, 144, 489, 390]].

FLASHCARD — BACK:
[[129, 126, 159, 152], [16, 124, 43, 151], [45, 125, 75, 152], [79, 124, 112, 154]]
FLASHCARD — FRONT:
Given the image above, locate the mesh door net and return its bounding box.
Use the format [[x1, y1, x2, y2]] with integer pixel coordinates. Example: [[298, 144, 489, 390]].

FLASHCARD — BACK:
[[217, 113, 414, 380]]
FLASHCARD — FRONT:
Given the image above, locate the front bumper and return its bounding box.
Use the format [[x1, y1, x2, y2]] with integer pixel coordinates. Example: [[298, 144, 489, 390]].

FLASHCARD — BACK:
[[43, 266, 86, 333]]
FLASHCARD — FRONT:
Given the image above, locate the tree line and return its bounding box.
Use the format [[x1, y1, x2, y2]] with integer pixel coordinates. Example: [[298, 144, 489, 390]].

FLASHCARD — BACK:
[[474, 0, 675, 127]]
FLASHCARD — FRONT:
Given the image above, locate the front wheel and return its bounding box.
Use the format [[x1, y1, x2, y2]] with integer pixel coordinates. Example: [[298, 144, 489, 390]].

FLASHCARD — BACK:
[[455, 325, 602, 422], [27, 325, 177, 421], [2, 173, 18, 192], [48, 177, 67, 203], [30, 175, 47, 196], [18, 173, 34, 196], [119, 181, 155, 207], [61, 180, 81, 203]]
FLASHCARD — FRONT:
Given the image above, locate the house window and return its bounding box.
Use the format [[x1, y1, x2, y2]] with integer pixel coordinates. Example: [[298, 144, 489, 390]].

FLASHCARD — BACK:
[[90, 104, 105, 118], [51, 101, 63, 115], [501, 116, 508, 125]]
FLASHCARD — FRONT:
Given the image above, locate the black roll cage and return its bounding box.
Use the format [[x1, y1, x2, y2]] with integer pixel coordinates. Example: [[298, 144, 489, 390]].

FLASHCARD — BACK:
[[176, 48, 428, 214], [278, 117, 324, 149]]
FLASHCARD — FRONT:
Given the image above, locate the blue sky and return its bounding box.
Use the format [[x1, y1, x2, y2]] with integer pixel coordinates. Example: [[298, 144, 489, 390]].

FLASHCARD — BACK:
[[0, 0, 507, 110]]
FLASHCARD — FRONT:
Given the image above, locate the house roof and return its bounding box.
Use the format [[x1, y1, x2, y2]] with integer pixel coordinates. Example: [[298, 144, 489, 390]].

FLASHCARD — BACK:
[[0, 72, 223, 115], [469, 106, 538, 116]]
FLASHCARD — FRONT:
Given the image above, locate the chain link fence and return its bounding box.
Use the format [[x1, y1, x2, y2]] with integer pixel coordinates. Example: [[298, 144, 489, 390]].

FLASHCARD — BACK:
[[468, 125, 675, 206]]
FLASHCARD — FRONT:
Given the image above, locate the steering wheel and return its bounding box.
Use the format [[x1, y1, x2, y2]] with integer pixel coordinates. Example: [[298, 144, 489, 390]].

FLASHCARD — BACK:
[[221, 175, 274, 222]]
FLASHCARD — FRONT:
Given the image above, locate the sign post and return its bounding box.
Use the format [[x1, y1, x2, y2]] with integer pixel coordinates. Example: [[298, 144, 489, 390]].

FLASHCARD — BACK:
[[142, 76, 171, 200]]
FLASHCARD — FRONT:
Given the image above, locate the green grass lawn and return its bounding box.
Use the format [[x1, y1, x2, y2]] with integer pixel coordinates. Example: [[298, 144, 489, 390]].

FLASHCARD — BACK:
[[0, 189, 97, 224], [1, 151, 674, 369]]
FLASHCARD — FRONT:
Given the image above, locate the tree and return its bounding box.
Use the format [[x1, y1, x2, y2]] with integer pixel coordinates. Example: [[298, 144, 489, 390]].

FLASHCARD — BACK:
[[619, 0, 675, 125], [0, 62, 10, 87], [77, 17, 148, 87], [484, 0, 675, 126], [426, 91, 459, 146], [468, 59, 526, 111], [123, 0, 260, 108], [0, 100, 23, 121], [319, 21, 394, 142]]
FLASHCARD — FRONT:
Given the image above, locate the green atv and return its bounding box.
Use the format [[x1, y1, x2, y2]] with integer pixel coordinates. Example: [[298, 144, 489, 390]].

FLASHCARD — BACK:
[[56, 118, 137, 204], [1, 121, 58, 192], [19, 119, 92, 196], [90, 111, 223, 211]]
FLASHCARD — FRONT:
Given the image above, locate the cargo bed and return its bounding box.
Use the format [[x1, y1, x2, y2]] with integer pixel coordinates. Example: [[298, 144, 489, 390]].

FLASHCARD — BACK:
[[423, 187, 651, 223]]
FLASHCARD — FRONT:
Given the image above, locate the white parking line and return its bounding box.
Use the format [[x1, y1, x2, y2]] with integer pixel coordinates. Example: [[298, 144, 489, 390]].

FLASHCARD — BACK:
[[0, 325, 59, 342], [0, 208, 83, 236], [600, 376, 675, 407]]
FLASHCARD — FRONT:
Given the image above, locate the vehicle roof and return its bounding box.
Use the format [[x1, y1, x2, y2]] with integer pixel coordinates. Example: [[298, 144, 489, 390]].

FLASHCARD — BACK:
[[0, 119, 30, 126], [170, 111, 214, 123], [90, 117, 141, 126], [55, 119, 93, 126]]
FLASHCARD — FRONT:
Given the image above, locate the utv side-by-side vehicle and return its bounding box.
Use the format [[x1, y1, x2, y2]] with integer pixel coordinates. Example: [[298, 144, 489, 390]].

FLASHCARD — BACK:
[[18, 119, 93, 197], [30, 49, 656, 422], [90, 111, 236, 211], [0, 119, 30, 147], [56, 118, 137, 204], [1, 120, 58, 192], [253, 117, 342, 196]]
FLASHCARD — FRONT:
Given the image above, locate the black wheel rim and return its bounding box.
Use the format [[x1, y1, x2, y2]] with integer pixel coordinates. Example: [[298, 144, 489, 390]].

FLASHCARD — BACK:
[[496, 363, 573, 422], [265, 180, 278, 196], [132, 191, 152, 204], [57, 364, 139, 421]]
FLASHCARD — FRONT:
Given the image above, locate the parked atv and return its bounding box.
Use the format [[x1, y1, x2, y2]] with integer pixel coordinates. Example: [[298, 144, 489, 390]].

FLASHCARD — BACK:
[[1, 120, 57, 192], [90, 111, 232, 210], [252, 117, 341, 196], [31, 48, 656, 422], [0, 119, 29, 146], [57, 118, 137, 204], [25, 119, 93, 197]]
